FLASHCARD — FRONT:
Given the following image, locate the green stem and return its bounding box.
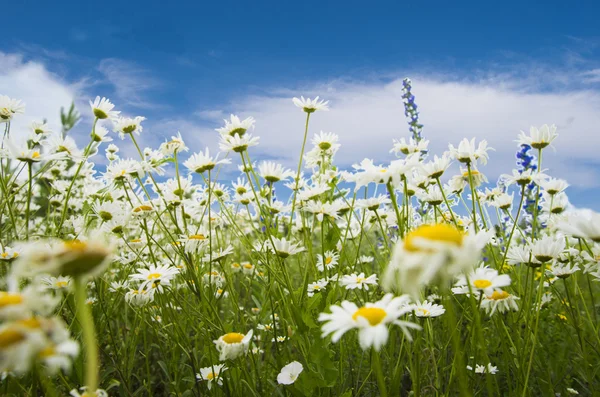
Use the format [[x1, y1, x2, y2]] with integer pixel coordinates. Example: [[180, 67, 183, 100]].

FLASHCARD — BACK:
[[74, 278, 99, 392]]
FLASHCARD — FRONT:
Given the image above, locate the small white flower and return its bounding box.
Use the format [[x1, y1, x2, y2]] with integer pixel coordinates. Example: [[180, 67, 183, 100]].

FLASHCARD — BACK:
[[277, 361, 303, 385], [293, 96, 329, 113]]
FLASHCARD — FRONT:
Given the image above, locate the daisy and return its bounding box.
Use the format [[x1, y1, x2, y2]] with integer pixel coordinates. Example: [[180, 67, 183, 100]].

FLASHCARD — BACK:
[[319, 294, 420, 351], [214, 330, 253, 361], [184, 148, 231, 174], [316, 250, 339, 271], [448, 138, 493, 165], [412, 301, 445, 318], [421, 155, 452, 179], [219, 133, 260, 153], [481, 290, 520, 315], [454, 266, 511, 296], [539, 178, 568, 195], [114, 116, 146, 138], [307, 279, 329, 297], [312, 131, 340, 152], [550, 262, 579, 279], [258, 161, 294, 183], [356, 195, 391, 211], [0, 95, 26, 122], [383, 223, 493, 298], [89, 96, 119, 120], [293, 96, 329, 113], [91, 125, 113, 143], [216, 114, 255, 137], [531, 235, 565, 263], [269, 237, 305, 258], [196, 364, 227, 390], [31, 121, 52, 135], [517, 124, 558, 150], [129, 263, 180, 291], [70, 387, 109, 397], [391, 137, 429, 156], [159, 132, 188, 155], [303, 200, 342, 222], [556, 209, 600, 242], [339, 273, 378, 290], [277, 361, 303, 385]]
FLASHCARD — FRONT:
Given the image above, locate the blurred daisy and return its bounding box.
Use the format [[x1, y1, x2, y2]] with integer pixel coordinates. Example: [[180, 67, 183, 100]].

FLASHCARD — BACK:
[[339, 273, 378, 290], [412, 301, 445, 318]]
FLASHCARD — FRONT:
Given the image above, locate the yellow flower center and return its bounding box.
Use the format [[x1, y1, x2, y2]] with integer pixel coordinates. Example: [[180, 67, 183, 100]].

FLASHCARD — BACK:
[[147, 273, 161, 280], [473, 279, 492, 289], [352, 307, 387, 326], [0, 329, 26, 348], [130, 239, 142, 243], [38, 346, 56, 358], [222, 332, 245, 344], [64, 240, 88, 251], [489, 290, 509, 300], [243, 263, 253, 269], [0, 252, 7, 258], [206, 372, 216, 380], [18, 317, 41, 329], [55, 281, 69, 288], [189, 234, 206, 240], [325, 257, 333, 264], [32, 151, 40, 159], [0, 292, 23, 307], [133, 205, 153, 212], [417, 308, 430, 316], [404, 224, 464, 252]]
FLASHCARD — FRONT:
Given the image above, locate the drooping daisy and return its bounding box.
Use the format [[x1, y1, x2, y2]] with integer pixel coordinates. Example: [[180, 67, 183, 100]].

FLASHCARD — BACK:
[[292, 96, 329, 113], [318, 293, 420, 351], [31, 121, 52, 135], [160, 132, 189, 155], [89, 96, 119, 120], [277, 361, 303, 385], [196, 364, 227, 390], [214, 330, 253, 361], [339, 273, 378, 291]]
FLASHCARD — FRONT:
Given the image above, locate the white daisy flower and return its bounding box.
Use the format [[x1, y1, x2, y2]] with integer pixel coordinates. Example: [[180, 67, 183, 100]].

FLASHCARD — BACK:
[[214, 330, 253, 361], [517, 124, 558, 150], [196, 364, 227, 390], [412, 301, 445, 318], [339, 273, 378, 290], [184, 148, 231, 174], [89, 96, 119, 120], [292, 96, 329, 113], [454, 266, 511, 296], [318, 293, 420, 351], [216, 114, 255, 137]]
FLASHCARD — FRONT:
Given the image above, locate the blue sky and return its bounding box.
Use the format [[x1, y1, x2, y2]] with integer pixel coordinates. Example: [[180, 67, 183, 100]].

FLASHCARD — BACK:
[[3, 0, 600, 208]]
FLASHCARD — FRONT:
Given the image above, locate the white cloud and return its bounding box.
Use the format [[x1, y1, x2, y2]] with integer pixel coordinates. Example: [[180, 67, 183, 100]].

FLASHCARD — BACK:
[[3, 49, 600, 191], [205, 77, 600, 188], [97, 58, 161, 109], [0, 52, 80, 139]]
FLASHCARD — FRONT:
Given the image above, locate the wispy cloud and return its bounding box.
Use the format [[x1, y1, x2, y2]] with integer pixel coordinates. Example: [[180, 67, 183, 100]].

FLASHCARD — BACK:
[[97, 58, 162, 109]]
